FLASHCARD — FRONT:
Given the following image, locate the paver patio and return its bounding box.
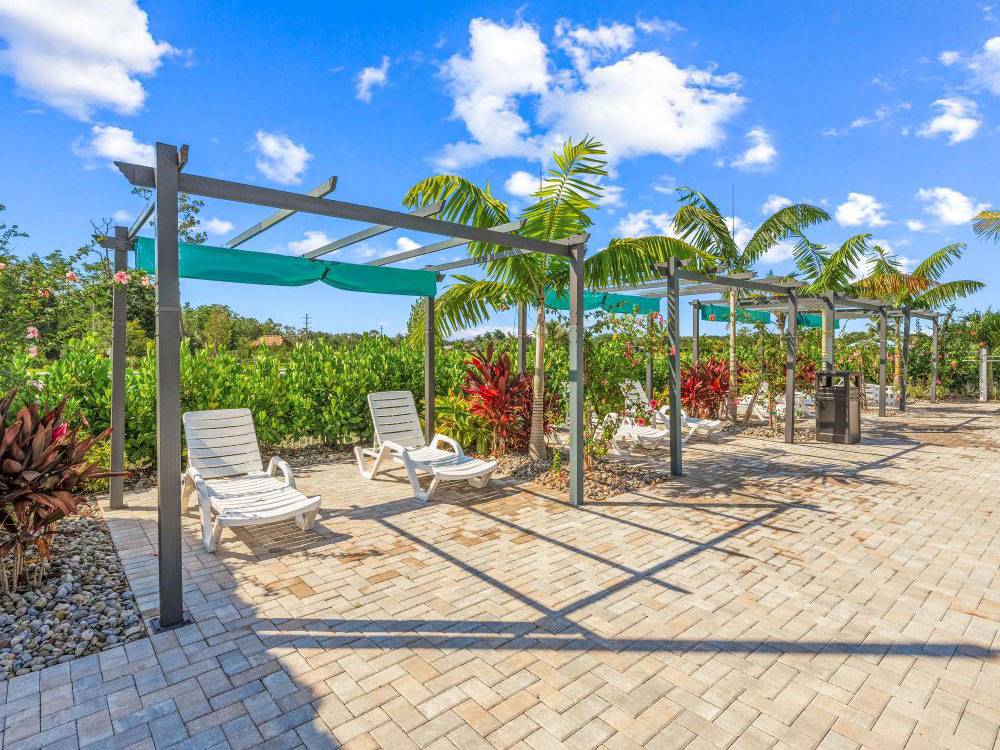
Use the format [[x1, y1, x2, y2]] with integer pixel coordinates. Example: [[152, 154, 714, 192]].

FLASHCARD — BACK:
[[2, 402, 999, 749]]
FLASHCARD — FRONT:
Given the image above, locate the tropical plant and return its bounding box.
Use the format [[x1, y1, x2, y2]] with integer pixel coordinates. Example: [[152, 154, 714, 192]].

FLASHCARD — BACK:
[[973, 210, 1000, 243], [434, 394, 491, 455], [404, 136, 711, 460], [463, 344, 539, 455], [852, 243, 984, 387], [678, 357, 730, 418], [672, 189, 830, 418], [0, 388, 111, 592]]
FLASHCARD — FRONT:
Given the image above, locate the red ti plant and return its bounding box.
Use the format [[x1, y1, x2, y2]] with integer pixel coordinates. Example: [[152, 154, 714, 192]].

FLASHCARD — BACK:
[[680, 357, 730, 418], [463, 344, 557, 455], [0, 388, 111, 592]]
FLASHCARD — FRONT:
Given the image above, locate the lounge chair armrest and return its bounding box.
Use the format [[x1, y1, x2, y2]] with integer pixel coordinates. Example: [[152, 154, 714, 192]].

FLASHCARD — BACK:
[[431, 434, 465, 456], [182, 466, 212, 514], [266, 456, 296, 488]]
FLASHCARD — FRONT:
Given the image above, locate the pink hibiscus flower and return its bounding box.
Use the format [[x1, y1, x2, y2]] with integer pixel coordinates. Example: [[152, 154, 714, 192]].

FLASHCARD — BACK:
[[25, 326, 40, 339], [114, 270, 129, 284], [65, 271, 79, 282]]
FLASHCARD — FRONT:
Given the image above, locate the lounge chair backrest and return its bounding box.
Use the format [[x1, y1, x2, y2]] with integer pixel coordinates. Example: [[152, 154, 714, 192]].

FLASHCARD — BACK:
[[183, 408, 263, 480], [621, 380, 647, 412], [368, 391, 427, 450]]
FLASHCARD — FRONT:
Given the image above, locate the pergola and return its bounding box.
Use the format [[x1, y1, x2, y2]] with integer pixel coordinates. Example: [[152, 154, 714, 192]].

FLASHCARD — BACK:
[[602, 261, 941, 476], [102, 142, 589, 630]]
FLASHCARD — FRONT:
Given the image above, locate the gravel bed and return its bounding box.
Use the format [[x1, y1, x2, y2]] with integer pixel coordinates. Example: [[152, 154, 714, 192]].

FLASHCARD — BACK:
[[493, 451, 672, 502], [0, 506, 145, 677]]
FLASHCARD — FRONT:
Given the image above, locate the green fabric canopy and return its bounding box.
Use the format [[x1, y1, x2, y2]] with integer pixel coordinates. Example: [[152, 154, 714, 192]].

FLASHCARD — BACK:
[[699, 303, 841, 329], [544, 289, 659, 315], [797, 312, 841, 329], [134, 238, 437, 297]]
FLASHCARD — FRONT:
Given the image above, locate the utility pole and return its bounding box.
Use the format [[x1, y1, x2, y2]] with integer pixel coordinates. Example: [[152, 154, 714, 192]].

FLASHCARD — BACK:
[[302, 312, 310, 339]]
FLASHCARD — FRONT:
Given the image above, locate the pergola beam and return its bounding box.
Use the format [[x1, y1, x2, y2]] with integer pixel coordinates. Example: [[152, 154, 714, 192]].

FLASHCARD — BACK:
[[225, 176, 338, 248], [115, 161, 573, 258], [370, 219, 525, 267], [423, 249, 529, 272], [304, 202, 443, 258]]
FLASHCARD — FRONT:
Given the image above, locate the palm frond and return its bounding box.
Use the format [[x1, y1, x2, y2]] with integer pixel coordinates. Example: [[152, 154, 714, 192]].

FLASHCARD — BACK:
[[402, 175, 511, 258], [584, 236, 716, 290], [671, 203, 740, 262], [972, 210, 1000, 242], [431, 276, 526, 340], [791, 236, 829, 284], [803, 233, 870, 294], [911, 279, 984, 309], [742, 204, 829, 266], [912, 242, 965, 282]]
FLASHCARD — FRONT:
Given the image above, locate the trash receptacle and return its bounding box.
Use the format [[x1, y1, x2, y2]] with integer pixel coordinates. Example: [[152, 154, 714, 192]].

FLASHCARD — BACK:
[[815, 371, 861, 443]]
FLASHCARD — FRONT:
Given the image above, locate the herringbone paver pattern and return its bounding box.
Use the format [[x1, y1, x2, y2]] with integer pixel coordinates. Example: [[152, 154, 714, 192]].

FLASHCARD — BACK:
[[2, 402, 998, 749]]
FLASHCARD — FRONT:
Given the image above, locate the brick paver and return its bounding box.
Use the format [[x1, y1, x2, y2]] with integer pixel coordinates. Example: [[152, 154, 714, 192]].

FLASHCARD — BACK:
[[1, 402, 998, 749]]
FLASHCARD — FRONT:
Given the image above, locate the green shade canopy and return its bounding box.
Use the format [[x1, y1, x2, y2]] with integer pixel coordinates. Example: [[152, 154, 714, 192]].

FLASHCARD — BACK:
[[700, 303, 771, 324], [797, 312, 841, 329], [134, 238, 437, 297], [544, 289, 660, 315]]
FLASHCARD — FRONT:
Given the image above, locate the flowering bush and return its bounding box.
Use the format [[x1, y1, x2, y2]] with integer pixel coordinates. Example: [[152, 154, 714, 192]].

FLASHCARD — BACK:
[[0, 388, 111, 592], [463, 344, 535, 455]]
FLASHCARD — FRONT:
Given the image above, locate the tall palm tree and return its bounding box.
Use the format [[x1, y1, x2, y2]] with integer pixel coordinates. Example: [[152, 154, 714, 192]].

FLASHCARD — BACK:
[[973, 210, 1000, 242], [405, 137, 709, 459], [672, 189, 830, 418], [852, 243, 983, 387]]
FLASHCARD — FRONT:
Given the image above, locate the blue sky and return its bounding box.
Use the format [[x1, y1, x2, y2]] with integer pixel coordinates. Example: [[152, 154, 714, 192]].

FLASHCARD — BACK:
[[0, 0, 997, 337]]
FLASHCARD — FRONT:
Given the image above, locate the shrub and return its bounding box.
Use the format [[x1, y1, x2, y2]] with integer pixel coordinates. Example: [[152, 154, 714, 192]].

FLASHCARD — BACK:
[[463, 344, 533, 454], [0, 389, 111, 592], [679, 357, 730, 418]]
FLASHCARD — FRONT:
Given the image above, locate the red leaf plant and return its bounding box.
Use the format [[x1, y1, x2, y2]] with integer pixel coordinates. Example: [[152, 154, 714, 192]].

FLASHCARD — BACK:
[[463, 344, 557, 455], [680, 357, 730, 418], [0, 388, 112, 593]]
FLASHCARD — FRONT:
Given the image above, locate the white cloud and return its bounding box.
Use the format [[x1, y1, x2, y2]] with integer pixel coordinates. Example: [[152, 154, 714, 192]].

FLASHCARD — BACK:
[[939, 50, 961, 66], [916, 187, 990, 225], [730, 127, 776, 170], [554, 19, 634, 72], [287, 230, 332, 254], [504, 170, 538, 198], [111, 209, 132, 222], [436, 18, 745, 169], [905, 219, 926, 232], [598, 184, 624, 208], [253, 131, 311, 185], [916, 97, 981, 144], [967, 36, 1000, 94], [760, 241, 795, 266], [73, 124, 153, 167], [635, 17, 685, 37], [651, 174, 676, 194], [0, 0, 173, 119], [835, 192, 889, 227], [761, 194, 792, 215], [356, 56, 389, 103], [394, 236, 420, 252], [614, 210, 674, 237], [201, 217, 233, 236], [824, 102, 910, 136]]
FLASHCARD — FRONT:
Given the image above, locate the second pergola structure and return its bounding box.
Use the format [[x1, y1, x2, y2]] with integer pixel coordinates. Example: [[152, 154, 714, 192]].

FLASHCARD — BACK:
[[104, 142, 590, 631], [604, 261, 940, 476]]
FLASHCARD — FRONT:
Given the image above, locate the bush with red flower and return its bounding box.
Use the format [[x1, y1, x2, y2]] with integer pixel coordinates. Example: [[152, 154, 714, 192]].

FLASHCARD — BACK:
[[679, 357, 730, 418]]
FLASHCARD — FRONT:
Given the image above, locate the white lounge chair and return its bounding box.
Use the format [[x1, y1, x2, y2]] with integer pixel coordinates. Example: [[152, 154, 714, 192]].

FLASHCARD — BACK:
[[355, 391, 497, 502], [621, 379, 721, 441], [864, 384, 898, 409], [181, 409, 321, 553]]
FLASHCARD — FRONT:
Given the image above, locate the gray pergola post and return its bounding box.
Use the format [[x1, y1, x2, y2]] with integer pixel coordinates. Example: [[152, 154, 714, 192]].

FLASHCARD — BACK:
[[153, 143, 185, 630], [784, 293, 797, 444], [516, 302, 527, 375], [899, 309, 911, 412], [930, 317, 939, 403], [424, 296, 436, 443], [981, 347, 989, 402], [109, 226, 129, 510], [645, 317, 654, 401], [665, 260, 682, 476], [822, 295, 835, 372], [692, 300, 700, 363], [878, 309, 888, 417], [567, 243, 586, 506]]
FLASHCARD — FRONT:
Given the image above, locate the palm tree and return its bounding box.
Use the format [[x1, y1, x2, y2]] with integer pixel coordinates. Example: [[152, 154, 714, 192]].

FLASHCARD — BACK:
[[852, 243, 983, 387], [404, 137, 709, 459], [672, 189, 830, 418], [973, 210, 1000, 242]]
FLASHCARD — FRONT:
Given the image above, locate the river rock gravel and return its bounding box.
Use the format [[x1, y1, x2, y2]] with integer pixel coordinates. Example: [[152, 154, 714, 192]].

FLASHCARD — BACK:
[[0, 507, 145, 677]]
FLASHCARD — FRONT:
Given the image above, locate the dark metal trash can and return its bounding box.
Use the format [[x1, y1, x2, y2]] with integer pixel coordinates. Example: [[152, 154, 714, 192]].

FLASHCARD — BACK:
[[815, 371, 861, 443]]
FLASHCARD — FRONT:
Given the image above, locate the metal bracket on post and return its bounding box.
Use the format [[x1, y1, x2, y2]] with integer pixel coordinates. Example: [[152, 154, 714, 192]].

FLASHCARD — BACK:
[[666, 259, 683, 476], [152, 142, 189, 632], [784, 292, 797, 444], [567, 242, 586, 507], [424, 296, 436, 444]]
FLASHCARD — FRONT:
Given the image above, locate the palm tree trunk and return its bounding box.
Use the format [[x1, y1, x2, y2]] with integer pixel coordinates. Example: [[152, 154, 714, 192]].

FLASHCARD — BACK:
[[529, 294, 547, 461], [728, 292, 738, 421]]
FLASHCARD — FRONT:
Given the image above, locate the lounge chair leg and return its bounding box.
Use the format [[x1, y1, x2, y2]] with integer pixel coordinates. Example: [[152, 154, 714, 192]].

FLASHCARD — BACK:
[[467, 470, 494, 489], [205, 519, 223, 553], [422, 476, 441, 502], [181, 471, 195, 514], [297, 509, 318, 531], [355, 445, 389, 481]]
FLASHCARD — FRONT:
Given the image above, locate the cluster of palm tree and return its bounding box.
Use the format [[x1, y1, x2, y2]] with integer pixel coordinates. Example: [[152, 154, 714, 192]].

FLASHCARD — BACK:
[[404, 135, 986, 459]]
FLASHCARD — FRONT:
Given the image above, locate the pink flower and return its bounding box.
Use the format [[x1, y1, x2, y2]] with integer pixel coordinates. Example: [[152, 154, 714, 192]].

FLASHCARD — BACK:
[[65, 271, 79, 282], [25, 326, 40, 340], [27, 345, 38, 358], [0, 262, 6, 271], [52, 423, 68, 442], [114, 270, 129, 285], [141, 275, 154, 288], [649, 399, 660, 409]]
